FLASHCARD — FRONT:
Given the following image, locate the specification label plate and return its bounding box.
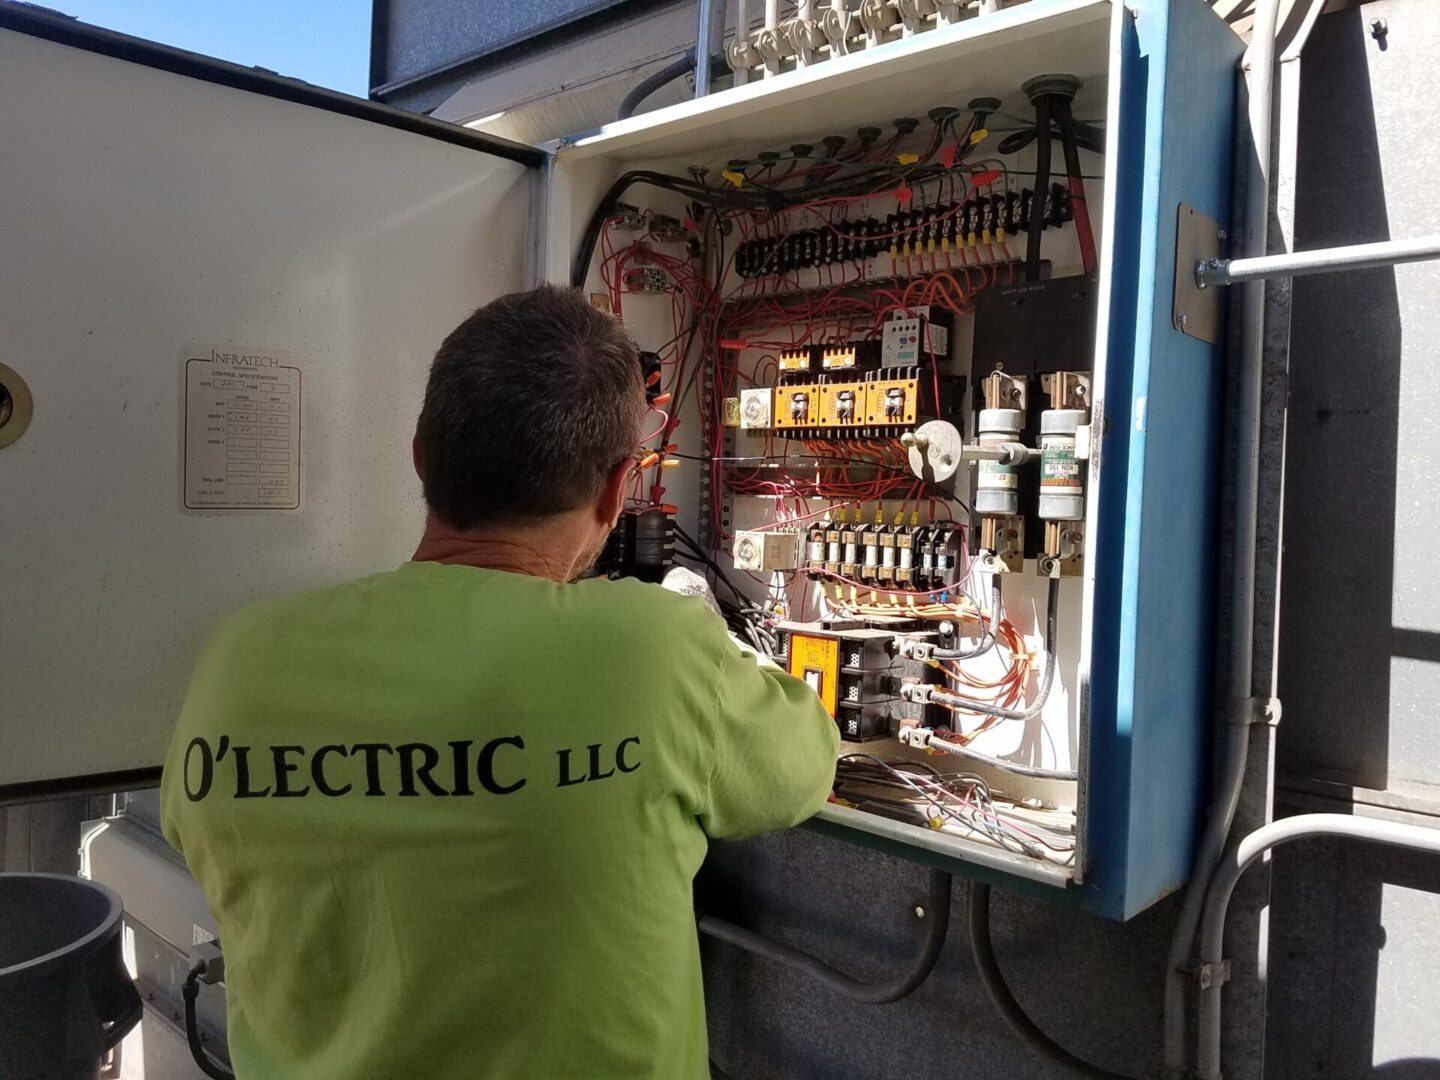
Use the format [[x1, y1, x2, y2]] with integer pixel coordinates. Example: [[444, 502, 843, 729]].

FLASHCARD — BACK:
[[182, 346, 303, 512]]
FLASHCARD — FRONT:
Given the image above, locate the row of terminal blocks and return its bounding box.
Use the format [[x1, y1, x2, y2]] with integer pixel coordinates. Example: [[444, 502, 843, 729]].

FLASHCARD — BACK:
[[807, 520, 963, 589], [732, 521, 962, 591], [733, 184, 1074, 278]]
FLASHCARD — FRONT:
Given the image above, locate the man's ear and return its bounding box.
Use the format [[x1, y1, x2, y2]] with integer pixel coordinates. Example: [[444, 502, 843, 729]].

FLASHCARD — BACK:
[[598, 458, 632, 529], [412, 433, 424, 482]]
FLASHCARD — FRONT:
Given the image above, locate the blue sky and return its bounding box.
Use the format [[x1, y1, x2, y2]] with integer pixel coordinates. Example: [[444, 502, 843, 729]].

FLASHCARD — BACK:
[[52, 1, 372, 97]]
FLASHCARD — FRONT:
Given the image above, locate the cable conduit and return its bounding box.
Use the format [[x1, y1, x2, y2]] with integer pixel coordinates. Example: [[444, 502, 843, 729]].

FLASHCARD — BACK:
[[698, 868, 951, 1004]]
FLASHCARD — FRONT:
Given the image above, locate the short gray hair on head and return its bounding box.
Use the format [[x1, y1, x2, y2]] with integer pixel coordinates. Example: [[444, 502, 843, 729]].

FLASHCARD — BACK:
[[415, 284, 644, 529]]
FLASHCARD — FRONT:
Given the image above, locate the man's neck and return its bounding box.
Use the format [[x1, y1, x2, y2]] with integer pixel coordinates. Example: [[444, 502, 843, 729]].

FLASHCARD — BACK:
[[412, 515, 587, 583]]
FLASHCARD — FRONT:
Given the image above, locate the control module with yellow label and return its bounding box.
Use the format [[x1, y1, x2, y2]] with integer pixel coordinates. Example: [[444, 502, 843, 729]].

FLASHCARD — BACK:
[[777, 623, 918, 741]]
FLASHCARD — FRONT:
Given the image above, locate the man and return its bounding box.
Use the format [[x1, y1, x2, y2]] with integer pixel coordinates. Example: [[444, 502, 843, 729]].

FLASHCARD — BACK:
[[161, 284, 839, 1079]]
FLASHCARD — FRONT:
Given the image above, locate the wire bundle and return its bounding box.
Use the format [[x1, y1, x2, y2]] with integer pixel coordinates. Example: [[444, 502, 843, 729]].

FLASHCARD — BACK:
[[834, 754, 1074, 862]]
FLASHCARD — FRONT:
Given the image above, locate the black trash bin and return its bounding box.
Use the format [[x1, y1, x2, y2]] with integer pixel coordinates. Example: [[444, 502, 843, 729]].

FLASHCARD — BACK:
[[0, 873, 143, 1080]]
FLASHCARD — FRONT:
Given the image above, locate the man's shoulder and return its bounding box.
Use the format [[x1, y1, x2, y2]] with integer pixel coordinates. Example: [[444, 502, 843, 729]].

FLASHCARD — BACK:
[[572, 575, 720, 624], [565, 576, 728, 653], [207, 570, 398, 646]]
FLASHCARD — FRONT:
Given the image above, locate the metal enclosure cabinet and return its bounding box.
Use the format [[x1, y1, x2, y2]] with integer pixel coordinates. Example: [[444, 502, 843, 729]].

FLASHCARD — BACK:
[[542, 0, 1242, 920], [0, 0, 1239, 920]]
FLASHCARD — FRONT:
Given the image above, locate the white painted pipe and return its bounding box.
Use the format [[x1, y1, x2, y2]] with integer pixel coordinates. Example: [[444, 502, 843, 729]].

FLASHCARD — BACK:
[[1196, 814, 1440, 1079], [764, 0, 780, 75], [735, 0, 752, 84]]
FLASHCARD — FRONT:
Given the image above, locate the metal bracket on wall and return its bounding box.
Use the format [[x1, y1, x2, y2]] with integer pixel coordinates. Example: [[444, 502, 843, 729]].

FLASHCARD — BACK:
[[1195, 958, 1230, 990], [1228, 696, 1281, 728], [1172, 203, 1225, 344]]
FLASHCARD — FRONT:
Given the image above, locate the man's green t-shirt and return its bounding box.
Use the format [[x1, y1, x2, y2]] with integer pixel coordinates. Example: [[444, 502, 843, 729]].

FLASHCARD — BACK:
[[160, 560, 839, 1079]]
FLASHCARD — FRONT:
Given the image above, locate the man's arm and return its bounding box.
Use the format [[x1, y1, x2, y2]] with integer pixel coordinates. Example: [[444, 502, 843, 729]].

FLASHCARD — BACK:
[[696, 625, 840, 840]]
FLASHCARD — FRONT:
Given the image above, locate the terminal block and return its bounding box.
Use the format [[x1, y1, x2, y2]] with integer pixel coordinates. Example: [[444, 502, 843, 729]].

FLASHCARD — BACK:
[[819, 340, 881, 373], [622, 267, 669, 293], [647, 214, 689, 243], [608, 201, 646, 231], [778, 346, 819, 374]]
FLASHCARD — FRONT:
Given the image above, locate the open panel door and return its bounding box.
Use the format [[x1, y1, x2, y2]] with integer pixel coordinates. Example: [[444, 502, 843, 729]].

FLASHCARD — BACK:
[[0, 11, 543, 798]]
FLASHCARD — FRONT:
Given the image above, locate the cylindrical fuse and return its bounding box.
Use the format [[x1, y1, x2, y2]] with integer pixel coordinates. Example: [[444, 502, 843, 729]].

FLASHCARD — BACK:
[[976, 407, 1023, 516], [808, 529, 827, 566], [933, 527, 954, 583], [1039, 409, 1086, 520]]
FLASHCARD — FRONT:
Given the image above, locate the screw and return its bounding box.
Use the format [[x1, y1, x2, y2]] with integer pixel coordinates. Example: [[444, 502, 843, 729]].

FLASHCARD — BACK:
[[1178, 313, 1189, 331], [1370, 18, 1387, 38], [915, 905, 926, 919], [1217, 229, 1228, 243]]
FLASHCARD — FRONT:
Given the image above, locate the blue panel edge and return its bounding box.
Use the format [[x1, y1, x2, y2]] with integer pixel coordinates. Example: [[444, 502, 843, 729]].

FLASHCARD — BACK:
[[1081, 0, 1242, 920]]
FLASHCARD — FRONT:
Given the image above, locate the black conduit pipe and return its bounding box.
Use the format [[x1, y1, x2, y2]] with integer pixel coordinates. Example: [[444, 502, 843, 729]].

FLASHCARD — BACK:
[[967, 884, 1139, 1080], [617, 49, 697, 121], [182, 961, 235, 1080], [698, 868, 951, 1004], [1024, 93, 1052, 282]]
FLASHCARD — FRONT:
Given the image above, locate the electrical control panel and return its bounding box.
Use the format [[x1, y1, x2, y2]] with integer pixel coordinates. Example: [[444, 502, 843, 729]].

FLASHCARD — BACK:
[[578, 70, 1103, 892], [0, 0, 1241, 922], [560, 0, 1241, 919]]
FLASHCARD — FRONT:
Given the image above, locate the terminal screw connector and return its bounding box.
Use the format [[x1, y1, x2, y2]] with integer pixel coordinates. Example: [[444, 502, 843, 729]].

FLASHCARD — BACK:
[[895, 638, 937, 661], [899, 681, 937, 704], [897, 725, 936, 749]]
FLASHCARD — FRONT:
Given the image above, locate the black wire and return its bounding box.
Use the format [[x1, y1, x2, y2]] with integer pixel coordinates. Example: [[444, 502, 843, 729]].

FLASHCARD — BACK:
[[698, 868, 952, 1004], [572, 137, 1019, 287], [939, 572, 1002, 660], [968, 884, 1140, 1080], [570, 170, 766, 287], [182, 962, 235, 1080], [1025, 94, 1052, 283]]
